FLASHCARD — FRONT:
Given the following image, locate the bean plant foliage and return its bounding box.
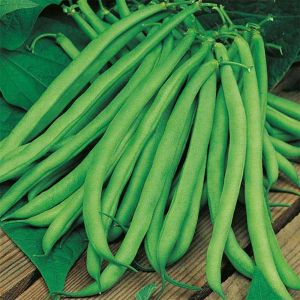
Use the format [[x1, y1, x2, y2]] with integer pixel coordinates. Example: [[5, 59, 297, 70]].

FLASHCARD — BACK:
[[0, 0, 299, 297], [246, 267, 282, 300]]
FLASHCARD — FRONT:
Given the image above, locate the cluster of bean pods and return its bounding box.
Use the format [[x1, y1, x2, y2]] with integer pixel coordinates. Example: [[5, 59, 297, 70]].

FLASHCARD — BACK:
[[0, 0, 299, 298]]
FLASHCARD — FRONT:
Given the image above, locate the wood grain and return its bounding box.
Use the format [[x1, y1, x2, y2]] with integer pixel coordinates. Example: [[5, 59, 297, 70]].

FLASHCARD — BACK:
[[14, 170, 300, 300], [205, 213, 300, 300], [0, 230, 37, 300]]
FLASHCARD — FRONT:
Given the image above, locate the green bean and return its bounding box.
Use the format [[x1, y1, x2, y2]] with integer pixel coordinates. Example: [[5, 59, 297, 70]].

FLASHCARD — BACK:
[[3, 102, 145, 220], [83, 31, 197, 267], [56, 68, 136, 142], [107, 37, 181, 244], [158, 68, 217, 291], [108, 111, 172, 242], [55, 33, 81, 59], [27, 162, 73, 201], [251, 31, 268, 127], [268, 93, 300, 121], [276, 152, 300, 187], [77, 0, 109, 33], [0, 9, 199, 180], [267, 106, 300, 138], [103, 42, 210, 243], [57, 60, 216, 299], [206, 43, 247, 298], [42, 189, 83, 255], [5, 201, 68, 227], [157, 33, 174, 65], [235, 35, 292, 299], [63, 5, 98, 40], [250, 31, 279, 190], [116, 0, 131, 18], [207, 86, 254, 279], [100, 102, 152, 233], [168, 172, 207, 265], [29, 32, 81, 60], [0, 47, 161, 217], [94, 61, 217, 289], [86, 242, 102, 289], [98, 0, 120, 24], [263, 130, 279, 189], [145, 108, 195, 271], [0, 3, 168, 155], [270, 136, 300, 160], [263, 202, 300, 289], [268, 125, 299, 143], [0, 40, 159, 180]]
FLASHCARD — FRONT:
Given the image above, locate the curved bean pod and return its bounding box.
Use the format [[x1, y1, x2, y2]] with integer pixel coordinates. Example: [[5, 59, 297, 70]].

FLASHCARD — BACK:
[[0, 5, 167, 155], [235, 35, 292, 299], [267, 106, 300, 138], [270, 136, 300, 160], [83, 31, 197, 267], [206, 43, 247, 298], [268, 93, 300, 121]]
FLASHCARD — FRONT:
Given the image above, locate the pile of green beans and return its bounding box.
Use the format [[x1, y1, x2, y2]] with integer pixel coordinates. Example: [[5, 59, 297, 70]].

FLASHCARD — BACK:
[[1, 0, 299, 298]]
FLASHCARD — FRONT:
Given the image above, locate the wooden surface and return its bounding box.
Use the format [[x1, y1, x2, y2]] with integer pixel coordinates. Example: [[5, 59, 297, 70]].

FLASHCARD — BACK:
[[0, 169, 299, 300], [0, 75, 299, 299], [206, 214, 300, 300]]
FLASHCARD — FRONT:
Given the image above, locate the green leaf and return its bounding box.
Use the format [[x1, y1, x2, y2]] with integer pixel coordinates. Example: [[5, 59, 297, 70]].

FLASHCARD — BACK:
[[0, 0, 62, 50], [0, 185, 88, 294], [0, 0, 38, 19], [135, 283, 157, 300], [246, 267, 282, 300], [198, 0, 300, 88], [0, 16, 89, 110], [0, 96, 25, 139]]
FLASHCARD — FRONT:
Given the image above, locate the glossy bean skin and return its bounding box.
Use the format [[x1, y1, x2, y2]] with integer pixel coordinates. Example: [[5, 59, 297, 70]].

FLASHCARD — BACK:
[[0, 46, 161, 218], [98, 36, 176, 239], [235, 35, 292, 300], [27, 159, 76, 201], [145, 107, 196, 271], [77, 0, 109, 33], [157, 68, 217, 290], [251, 31, 279, 190], [263, 130, 279, 189], [267, 106, 300, 138], [207, 78, 254, 280], [276, 152, 300, 187], [270, 136, 300, 160], [85, 99, 151, 287], [0, 25, 170, 180], [107, 40, 212, 243], [251, 31, 268, 126], [206, 43, 247, 298], [60, 59, 216, 299], [42, 189, 83, 255], [83, 31, 196, 267], [95, 60, 217, 290], [7, 201, 68, 227], [268, 93, 300, 121], [168, 162, 207, 265], [3, 103, 145, 220]]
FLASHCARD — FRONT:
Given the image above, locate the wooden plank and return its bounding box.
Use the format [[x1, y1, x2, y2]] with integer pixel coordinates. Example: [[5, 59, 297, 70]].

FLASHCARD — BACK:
[[205, 213, 300, 300], [15, 171, 300, 300], [0, 230, 37, 299]]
